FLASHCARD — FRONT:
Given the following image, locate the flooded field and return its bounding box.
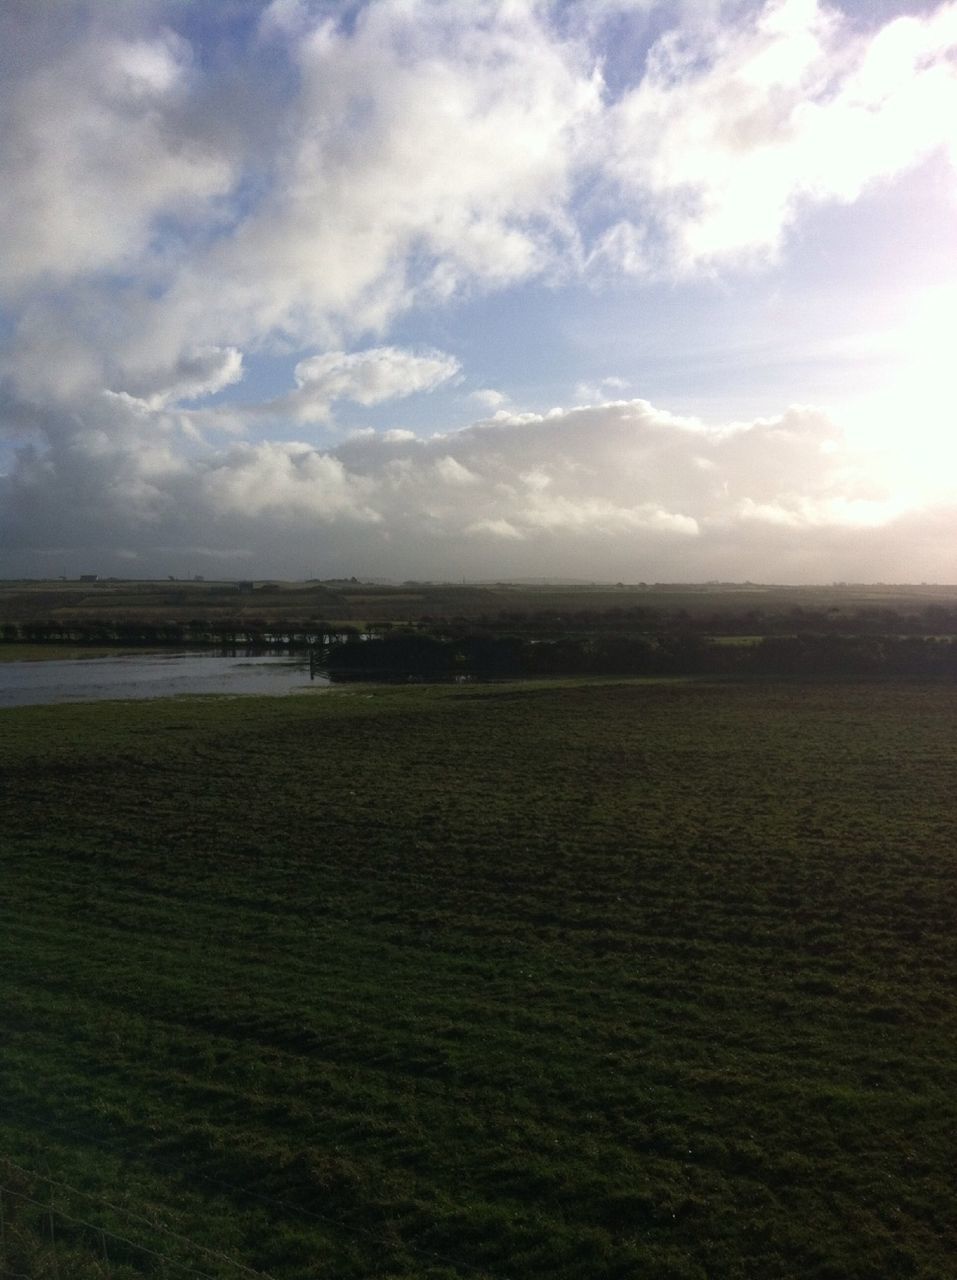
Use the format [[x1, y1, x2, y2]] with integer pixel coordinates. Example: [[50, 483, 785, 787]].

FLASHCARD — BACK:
[[0, 651, 326, 708]]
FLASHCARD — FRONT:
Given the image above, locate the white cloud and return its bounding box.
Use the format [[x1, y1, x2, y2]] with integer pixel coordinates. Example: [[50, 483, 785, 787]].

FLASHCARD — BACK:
[[2, 2, 957, 583], [3, 0, 956, 394], [601, 0, 957, 273], [465, 517, 525, 539], [258, 0, 313, 41], [245, 346, 460, 424], [2, 389, 935, 580], [470, 388, 509, 410], [574, 375, 630, 403], [0, 23, 236, 293], [295, 347, 458, 407], [434, 455, 479, 486], [113, 347, 244, 409], [149, 0, 602, 353], [202, 440, 382, 520], [3, 1, 955, 332]]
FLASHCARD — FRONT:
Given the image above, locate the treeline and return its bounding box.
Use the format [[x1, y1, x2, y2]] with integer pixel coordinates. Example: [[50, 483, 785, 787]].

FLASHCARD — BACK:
[[325, 630, 957, 681], [438, 602, 957, 637], [7, 608, 957, 679], [7, 601, 957, 647], [1, 619, 350, 648]]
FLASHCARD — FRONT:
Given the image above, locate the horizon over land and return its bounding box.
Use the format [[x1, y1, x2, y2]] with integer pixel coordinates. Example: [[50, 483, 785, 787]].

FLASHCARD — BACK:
[[7, 574, 957, 633], [6, 574, 957, 588]]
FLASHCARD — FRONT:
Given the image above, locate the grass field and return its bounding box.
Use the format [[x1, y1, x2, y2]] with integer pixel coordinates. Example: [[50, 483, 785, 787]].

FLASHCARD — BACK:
[[2, 679, 956, 1278]]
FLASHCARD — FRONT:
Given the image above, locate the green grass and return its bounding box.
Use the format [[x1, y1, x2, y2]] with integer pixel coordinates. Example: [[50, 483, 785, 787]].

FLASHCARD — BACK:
[[1, 680, 956, 1277]]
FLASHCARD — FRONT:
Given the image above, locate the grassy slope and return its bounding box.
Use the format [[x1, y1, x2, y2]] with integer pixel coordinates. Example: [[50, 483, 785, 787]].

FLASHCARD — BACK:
[[1, 680, 956, 1278]]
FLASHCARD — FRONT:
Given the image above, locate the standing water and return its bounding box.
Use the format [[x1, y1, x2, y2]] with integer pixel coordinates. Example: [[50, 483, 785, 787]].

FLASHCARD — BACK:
[[0, 651, 327, 709]]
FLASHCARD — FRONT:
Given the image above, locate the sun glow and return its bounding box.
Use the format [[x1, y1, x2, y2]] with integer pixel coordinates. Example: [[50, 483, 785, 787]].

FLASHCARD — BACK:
[[841, 284, 957, 505]]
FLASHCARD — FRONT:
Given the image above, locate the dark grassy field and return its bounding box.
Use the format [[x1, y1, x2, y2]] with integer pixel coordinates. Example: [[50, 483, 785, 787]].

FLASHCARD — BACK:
[[2, 679, 956, 1278]]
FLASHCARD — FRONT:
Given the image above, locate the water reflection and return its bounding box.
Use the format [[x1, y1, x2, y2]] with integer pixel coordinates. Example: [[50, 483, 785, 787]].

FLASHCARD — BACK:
[[0, 651, 328, 709]]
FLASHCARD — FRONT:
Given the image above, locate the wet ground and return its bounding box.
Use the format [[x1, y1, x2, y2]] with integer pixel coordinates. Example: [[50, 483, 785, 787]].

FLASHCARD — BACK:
[[0, 651, 327, 708]]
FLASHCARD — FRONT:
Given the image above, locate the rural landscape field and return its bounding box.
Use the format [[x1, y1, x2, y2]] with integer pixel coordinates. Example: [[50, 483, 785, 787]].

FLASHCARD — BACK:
[[2, 645, 957, 1277], [6, 0, 957, 1275]]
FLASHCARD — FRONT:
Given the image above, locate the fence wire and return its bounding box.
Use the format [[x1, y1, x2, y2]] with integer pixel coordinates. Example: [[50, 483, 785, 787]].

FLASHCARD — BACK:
[[0, 1141, 512, 1280]]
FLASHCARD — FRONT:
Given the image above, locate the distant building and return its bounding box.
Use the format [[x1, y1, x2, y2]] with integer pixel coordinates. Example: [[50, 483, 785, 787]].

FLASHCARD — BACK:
[[79, 574, 99, 582]]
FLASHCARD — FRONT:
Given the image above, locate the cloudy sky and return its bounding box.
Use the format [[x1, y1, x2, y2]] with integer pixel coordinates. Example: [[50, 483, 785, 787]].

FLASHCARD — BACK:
[[2, 0, 956, 582]]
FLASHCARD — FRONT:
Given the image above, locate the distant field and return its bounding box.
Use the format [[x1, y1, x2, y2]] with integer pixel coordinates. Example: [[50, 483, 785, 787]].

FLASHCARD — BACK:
[[4, 576, 957, 627], [2, 680, 956, 1278]]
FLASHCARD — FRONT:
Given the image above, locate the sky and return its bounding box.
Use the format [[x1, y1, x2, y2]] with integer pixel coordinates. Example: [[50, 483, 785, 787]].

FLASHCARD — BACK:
[[1, 0, 956, 583]]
